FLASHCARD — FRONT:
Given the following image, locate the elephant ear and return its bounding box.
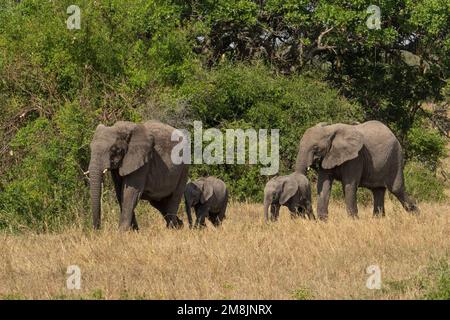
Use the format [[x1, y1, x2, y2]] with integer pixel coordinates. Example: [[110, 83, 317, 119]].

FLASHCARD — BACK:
[[200, 181, 214, 204], [119, 125, 155, 176], [279, 179, 298, 205], [322, 127, 363, 169]]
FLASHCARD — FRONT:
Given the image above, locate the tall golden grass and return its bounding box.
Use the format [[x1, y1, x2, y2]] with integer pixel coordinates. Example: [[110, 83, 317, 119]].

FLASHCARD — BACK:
[[0, 197, 448, 300]]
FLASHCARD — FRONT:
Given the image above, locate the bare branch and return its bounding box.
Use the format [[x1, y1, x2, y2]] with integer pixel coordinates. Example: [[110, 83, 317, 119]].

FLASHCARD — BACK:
[[317, 27, 335, 51]]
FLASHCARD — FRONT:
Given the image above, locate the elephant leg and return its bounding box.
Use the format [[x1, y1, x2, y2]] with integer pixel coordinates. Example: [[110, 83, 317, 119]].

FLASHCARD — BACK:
[[340, 159, 363, 218], [343, 182, 358, 218], [111, 170, 123, 208], [208, 212, 221, 227], [155, 172, 188, 229], [287, 202, 298, 219], [131, 214, 139, 231], [149, 199, 179, 228], [119, 168, 148, 231], [194, 206, 209, 228], [112, 170, 140, 231], [164, 214, 183, 229], [295, 207, 306, 219], [270, 204, 280, 221], [317, 171, 333, 220], [290, 201, 303, 218], [372, 187, 386, 217], [213, 199, 228, 227], [305, 201, 315, 220], [275, 205, 281, 220], [119, 184, 143, 232], [220, 191, 228, 222], [289, 209, 297, 219]]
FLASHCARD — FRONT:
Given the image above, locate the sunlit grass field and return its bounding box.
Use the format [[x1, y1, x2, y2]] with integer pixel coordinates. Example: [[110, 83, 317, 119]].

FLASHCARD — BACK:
[[1, 198, 448, 299]]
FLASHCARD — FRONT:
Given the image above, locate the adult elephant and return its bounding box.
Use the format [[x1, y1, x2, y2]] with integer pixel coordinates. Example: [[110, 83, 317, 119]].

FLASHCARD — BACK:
[[88, 120, 188, 231], [295, 121, 418, 220]]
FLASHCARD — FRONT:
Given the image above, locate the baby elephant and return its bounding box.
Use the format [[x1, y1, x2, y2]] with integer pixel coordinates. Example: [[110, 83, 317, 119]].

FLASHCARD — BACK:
[[264, 172, 314, 221], [184, 177, 229, 228]]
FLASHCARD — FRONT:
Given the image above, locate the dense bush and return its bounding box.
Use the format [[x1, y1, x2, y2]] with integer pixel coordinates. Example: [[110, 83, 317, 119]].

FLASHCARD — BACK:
[[0, 103, 92, 231], [407, 123, 447, 171], [171, 63, 363, 201], [404, 161, 447, 203]]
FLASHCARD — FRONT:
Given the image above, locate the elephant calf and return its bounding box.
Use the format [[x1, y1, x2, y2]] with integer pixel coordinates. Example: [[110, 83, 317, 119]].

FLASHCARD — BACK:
[[264, 172, 314, 221], [184, 177, 229, 228]]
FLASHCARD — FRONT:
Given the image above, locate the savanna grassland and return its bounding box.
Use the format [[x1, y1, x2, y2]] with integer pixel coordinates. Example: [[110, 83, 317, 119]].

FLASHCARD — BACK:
[[1, 198, 449, 300], [1, 1, 449, 301]]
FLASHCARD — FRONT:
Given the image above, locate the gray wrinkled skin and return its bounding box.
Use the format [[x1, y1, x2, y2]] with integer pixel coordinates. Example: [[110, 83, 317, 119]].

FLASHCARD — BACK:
[[88, 120, 189, 231], [263, 172, 314, 221], [295, 120, 418, 220], [184, 177, 228, 228]]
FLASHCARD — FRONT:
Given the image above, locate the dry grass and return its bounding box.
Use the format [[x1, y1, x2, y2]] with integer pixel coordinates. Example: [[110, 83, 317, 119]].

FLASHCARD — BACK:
[[0, 198, 449, 300]]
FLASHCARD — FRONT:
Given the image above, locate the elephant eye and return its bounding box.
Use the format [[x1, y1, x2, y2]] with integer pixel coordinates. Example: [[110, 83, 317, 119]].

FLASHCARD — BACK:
[[110, 146, 122, 157]]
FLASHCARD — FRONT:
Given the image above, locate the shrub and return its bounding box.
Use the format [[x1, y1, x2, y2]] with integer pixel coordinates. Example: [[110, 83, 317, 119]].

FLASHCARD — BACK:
[[171, 63, 363, 201], [406, 123, 447, 171], [404, 161, 447, 203], [0, 103, 92, 231], [424, 260, 450, 300]]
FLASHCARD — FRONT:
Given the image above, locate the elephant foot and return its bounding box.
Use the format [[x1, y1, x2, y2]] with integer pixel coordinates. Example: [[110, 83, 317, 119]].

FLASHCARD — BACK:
[[307, 213, 316, 220], [211, 220, 222, 227], [208, 214, 223, 227], [194, 223, 207, 229], [165, 214, 184, 229], [372, 211, 385, 218], [405, 203, 420, 214], [131, 222, 139, 231], [346, 208, 359, 219], [118, 224, 132, 232]]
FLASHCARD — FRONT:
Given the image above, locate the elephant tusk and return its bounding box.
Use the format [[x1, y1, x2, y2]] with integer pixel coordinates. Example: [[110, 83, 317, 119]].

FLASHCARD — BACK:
[[83, 169, 107, 177]]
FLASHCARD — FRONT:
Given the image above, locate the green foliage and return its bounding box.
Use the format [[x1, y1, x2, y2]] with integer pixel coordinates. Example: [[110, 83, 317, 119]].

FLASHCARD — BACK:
[[424, 260, 450, 300], [0, 103, 91, 231], [404, 161, 447, 202], [292, 287, 315, 300], [147, 29, 199, 86], [89, 289, 106, 300], [384, 258, 450, 300], [174, 63, 362, 201], [0, 293, 26, 300], [406, 124, 447, 170]]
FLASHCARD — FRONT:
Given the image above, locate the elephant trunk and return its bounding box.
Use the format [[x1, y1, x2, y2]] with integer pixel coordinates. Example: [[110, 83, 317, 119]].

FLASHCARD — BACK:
[[295, 149, 313, 175], [89, 165, 104, 230]]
